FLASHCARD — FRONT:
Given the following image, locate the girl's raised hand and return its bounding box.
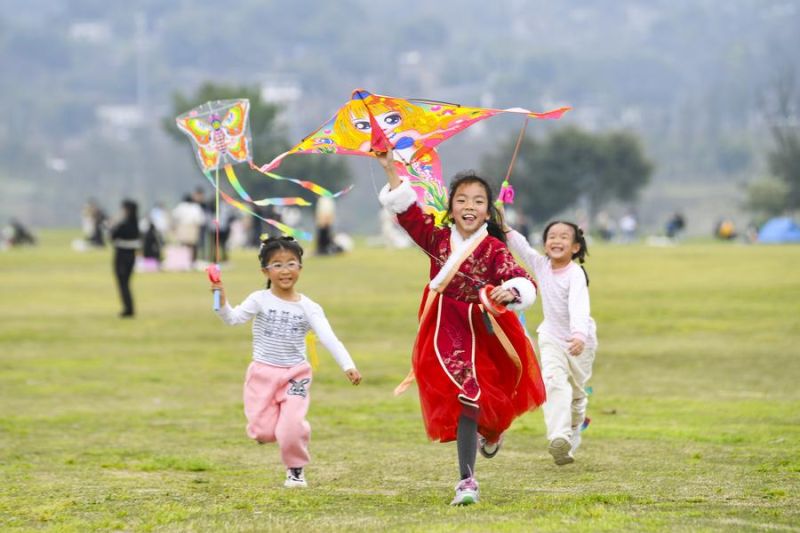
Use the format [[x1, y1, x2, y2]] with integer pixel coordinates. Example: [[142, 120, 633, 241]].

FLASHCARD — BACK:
[[345, 368, 362, 385], [375, 150, 402, 189], [495, 202, 512, 232], [374, 150, 392, 169]]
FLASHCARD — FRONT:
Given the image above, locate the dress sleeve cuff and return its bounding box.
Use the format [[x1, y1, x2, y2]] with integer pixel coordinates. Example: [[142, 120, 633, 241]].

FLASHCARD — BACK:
[[378, 181, 417, 214], [501, 277, 537, 311]]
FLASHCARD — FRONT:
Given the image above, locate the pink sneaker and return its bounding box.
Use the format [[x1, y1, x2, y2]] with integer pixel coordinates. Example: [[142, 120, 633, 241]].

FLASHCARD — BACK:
[[450, 477, 480, 505]]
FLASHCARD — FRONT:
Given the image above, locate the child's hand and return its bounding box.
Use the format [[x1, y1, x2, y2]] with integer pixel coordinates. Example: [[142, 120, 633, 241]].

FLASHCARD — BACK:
[[495, 203, 512, 232], [375, 151, 402, 189], [345, 368, 362, 385], [374, 150, 393, 169], [489, 285, 518, 304], [567, 337, 585, 356], [210, 281, 226, 306]]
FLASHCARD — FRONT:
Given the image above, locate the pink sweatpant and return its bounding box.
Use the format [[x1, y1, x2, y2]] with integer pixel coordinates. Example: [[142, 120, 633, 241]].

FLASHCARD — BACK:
[[243, 361, 312, 468]]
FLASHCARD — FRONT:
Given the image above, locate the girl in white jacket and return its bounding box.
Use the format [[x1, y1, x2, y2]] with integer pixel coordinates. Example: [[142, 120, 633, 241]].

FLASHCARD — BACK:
[[504, 219, 597, 466]]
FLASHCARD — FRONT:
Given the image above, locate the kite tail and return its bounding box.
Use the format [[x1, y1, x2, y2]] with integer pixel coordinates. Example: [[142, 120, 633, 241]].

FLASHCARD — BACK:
[[203, 171, 312, 240], [222, 164, 309, 206], [248, 162, 353, 199]]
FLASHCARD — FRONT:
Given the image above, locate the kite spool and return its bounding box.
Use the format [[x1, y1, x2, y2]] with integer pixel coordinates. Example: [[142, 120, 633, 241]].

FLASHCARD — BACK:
[[479, 284, 508, 317], [206, 264, 222, 311]]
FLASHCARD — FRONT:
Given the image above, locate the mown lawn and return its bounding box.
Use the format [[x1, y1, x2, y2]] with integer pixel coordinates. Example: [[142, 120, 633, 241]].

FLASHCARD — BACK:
[[1, 231, 799, 532]]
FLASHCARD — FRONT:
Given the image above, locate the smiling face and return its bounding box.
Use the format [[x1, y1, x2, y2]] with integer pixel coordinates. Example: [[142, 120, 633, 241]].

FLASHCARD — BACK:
[[261, 249, 302, 292], [449, 181, 490, 238], [544, 222, 581, 265]]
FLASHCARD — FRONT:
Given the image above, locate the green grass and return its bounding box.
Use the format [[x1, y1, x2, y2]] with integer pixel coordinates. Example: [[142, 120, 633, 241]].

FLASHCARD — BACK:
[[1, 232, 799, 532]]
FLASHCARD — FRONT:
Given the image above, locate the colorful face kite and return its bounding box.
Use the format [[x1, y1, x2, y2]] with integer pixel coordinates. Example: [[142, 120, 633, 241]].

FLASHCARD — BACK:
[[257, 89, 570, 224]]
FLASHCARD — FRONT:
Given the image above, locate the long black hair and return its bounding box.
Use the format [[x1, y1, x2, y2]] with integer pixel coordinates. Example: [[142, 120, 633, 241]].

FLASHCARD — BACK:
[[258, 235, 304, 288], [542, 221, 590, 286], [445, 171, 506, 244]]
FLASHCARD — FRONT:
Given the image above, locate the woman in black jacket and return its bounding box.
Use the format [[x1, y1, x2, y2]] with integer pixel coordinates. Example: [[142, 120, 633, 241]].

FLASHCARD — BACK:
[[110, 199, 141, 317]]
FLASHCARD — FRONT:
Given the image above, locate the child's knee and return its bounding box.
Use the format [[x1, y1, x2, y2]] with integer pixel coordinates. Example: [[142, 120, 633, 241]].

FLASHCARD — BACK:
[[276, 420, 310, 444], [543, 367, 569, 388], [247, 424, 276, 444]]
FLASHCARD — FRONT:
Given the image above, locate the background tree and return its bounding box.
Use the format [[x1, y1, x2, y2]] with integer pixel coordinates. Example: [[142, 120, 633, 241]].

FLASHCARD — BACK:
[[163, 83, 351, 203], [744, 176, 790, 225], [481, 135, 579, 223], [764, 68, 800, 212], [482, 126, 653, 224]]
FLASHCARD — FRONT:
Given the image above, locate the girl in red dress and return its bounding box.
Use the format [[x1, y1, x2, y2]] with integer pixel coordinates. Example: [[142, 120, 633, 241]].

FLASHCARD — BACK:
[[377, 152, 546, 505]]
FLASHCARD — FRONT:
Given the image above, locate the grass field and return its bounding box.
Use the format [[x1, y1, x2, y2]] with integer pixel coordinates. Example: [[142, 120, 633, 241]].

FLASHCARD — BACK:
[[1, 232, 799, 532]]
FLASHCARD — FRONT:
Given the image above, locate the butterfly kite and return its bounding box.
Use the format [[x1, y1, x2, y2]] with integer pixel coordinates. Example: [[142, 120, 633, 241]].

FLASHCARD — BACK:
[[255, 89, 570, 224]]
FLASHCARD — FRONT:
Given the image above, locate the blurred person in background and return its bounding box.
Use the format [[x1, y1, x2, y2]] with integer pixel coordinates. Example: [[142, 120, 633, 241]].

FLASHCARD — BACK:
[[82, 198, 108, 247], [171, 194, 205, 263], [665, 212, 686, 240], [111, 199, 141, 318], [2, 218, 36, 248], [314, 197, 343, 256]]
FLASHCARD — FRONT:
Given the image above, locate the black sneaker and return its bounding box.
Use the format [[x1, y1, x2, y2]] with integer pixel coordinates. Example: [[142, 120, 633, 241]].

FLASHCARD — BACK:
[[284, 468, 307, 488]]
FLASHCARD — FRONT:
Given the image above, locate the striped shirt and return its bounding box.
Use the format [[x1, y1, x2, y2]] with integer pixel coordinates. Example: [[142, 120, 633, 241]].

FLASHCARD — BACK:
[[507, 230, 597, 350], [215, 289, 355, 371]]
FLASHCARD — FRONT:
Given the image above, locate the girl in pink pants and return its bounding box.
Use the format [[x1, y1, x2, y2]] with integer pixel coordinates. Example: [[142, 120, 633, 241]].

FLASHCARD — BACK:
[[211, 236, 362, 488]]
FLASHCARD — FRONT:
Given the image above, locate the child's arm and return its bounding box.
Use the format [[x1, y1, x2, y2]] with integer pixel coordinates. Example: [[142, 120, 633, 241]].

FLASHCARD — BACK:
[[375, 151, 438, 253], [496, 204, 545, 272], [491, 246, 538, 311], [567, 268, 591, 355], [210, 280, 227, 306], [376, 150, 403, 190], [305, 302, 361, 385], [212, 287, 260, 325]]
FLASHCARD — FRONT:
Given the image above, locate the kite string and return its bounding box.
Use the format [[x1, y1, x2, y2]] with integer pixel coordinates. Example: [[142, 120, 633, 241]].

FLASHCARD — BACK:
[[214, 166, 220, 264], [504, 116, 529, 184]]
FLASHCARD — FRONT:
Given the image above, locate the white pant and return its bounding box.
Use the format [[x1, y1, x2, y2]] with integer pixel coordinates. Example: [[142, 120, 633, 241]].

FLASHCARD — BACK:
[[538, 333, 596, 442]]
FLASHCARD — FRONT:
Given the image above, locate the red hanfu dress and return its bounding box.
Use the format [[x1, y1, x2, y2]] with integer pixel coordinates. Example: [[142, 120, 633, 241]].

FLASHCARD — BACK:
[[391, 196, 546, 443]]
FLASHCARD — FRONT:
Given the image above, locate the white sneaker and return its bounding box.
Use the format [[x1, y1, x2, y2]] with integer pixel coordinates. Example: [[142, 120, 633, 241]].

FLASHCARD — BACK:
[[284, 468, 307, 488], [450, 477, 480, 505], [478, 433, 503, 459], [548, 437, 575, 466]]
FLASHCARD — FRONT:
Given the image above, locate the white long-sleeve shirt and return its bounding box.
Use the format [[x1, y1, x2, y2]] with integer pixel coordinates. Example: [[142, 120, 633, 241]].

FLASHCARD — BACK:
[[215, 289, 355, 371], [507, 230, 597, 350]]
